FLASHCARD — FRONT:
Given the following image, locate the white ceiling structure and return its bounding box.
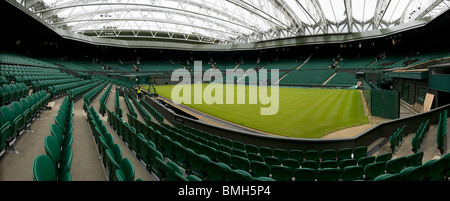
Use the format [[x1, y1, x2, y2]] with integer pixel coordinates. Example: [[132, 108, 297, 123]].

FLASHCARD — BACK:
[[12, 0, 450, 45]]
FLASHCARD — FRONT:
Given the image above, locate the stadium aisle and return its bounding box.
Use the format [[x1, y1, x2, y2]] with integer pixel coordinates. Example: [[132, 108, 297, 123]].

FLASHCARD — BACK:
[[70, 97, 107, 181], [0, 96, 64, 180], [103, 86, 155, 181]]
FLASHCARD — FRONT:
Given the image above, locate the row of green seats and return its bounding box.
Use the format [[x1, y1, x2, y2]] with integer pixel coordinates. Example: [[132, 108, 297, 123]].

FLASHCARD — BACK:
[[48, 79, 90, 98], [374, 152, 450, 181], [0, 90, 50, 157], [437, 110, 448, 154], [88, 107, 141, 181], [125, 111, 259, 181], [0, 83, 29, 105], [325, 72, 357, 86], [99, 83, 113, 116], [139, 98, 164, 123], [411, 120, 430, 153], [31, 78, 80, 92], [33, 96, 74, 181], [176, 122, 367, 162], [389, 125, 406, 153], [122, 93, 137, 119], [83, 81, 109, 111], [114, 87, 123, 118], [67, 79, 103, 101], [126, 89, 153, 123]]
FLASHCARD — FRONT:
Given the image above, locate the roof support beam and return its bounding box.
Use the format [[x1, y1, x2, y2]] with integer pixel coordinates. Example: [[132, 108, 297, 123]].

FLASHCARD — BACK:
[[372, 0, 392, 29], [415, 0, 445, 19], [344, 0, 353, 33]]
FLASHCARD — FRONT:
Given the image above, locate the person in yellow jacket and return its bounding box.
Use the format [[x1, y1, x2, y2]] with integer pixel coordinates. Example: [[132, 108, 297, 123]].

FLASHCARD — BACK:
[[137, 87, 142, 99]]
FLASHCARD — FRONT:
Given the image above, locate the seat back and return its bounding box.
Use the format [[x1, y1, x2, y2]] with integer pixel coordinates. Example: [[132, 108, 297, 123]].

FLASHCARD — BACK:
[[317, 168, 340, 181], [294, 168, 316, 181], [119, 158, 135, 181], [33, 155, 57, 181], [270, 165, 293, 181], [44, 135, 62, 168]]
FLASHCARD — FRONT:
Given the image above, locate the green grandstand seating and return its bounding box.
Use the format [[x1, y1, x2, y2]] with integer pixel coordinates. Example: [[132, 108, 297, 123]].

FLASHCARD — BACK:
[[293, 168, 317, 181], [385, 157, 406, 174], [317, 168, 340, 181], [341, 166, 364, 181], [250, 161, 270, 178], [364, 161, 386, 181], [270, 165, 293, 181]]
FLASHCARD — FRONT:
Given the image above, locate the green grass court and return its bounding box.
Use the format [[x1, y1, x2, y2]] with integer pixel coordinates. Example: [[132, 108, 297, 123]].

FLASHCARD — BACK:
[[155, 84, 369, 139]]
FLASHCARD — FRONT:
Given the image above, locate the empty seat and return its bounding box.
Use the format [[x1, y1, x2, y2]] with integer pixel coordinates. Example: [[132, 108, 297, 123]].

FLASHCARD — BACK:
[[270, 165, 292, 181], [341, 166, 364, 181], [227, 169, 253, 181], [317, 168, 340, 181], [293, 168, 316, 181], [321, 149, 337, 161], [305, 150, 320, 161], [250, 161, 270, 178], [364, 161, 386, 181], [385, 157, 406, 174]]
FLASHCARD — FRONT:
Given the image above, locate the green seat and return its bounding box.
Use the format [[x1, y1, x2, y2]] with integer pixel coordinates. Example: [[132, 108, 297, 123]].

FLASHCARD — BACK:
[[0, 105, 19, 141], [385, 157, 406, 174], [293, 168, 317, 181], [301, 160, 319, 170], [259, 147, 273, 158], [231, 155, 250, 172], [317, 168, 340, 181], [264, 156, 281, 166], [401, 166, 426, 181], [187, 151, 210, 179], [105, 148, 122, 181], [227, 169, 252, 181], [232, 140, 246, 151], [204, 162, 230, 181], [320, 160, 338, 169], [11, 101, 25, 132], [245, 144, 259, 155], [0, 86, 6, 105], [44, 135, 72, 179], [32, 155, 57, 181], [305, 150, 320, 161], [186, 174, 203, 181], [282, 159, 300, 169], [353, 146, 368, 159], [216, 150, 232, 166], [321, 149, 337, 161], [374, 173, 402, 181], [424, 159, 446, 181], [232, 149, 247, 159], [2, 84, 12, 104], [357, 156, 376, 168], [252, 176, 276, 181], [405, 151, 423, 167], [250, 161, 270, 178], [0, 116, 11, 151], [337, 148, 353, 160], [273, 148, 288, 161], [289, 149, 304, 161], [338, 158, 357, 169], [270, 165, 292, 181], [163, 160, 184, 181], [364, 161, 386, 181], [341, 166, 364, 181], [248, 153, 264, 162], [375, 153, 392, 162]]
